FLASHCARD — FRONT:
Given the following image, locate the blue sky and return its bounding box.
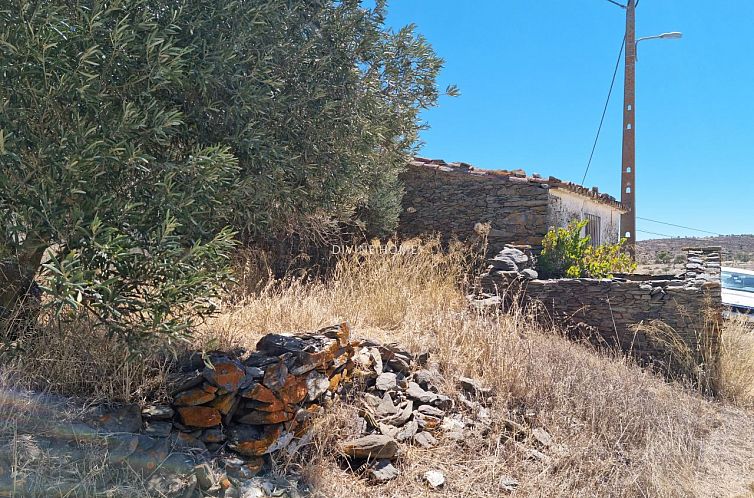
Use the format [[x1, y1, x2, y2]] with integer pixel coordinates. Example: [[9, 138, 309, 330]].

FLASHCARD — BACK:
[[384, 1, 754, 240]]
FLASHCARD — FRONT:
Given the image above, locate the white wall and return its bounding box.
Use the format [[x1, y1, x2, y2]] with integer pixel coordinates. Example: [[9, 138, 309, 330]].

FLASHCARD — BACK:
[[547, 189, 622, 245]]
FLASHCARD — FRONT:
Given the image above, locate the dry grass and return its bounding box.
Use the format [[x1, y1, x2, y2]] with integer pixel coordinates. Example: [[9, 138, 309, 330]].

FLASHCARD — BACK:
[[718, 318, 754, 408], [1, 239, 754, 496]]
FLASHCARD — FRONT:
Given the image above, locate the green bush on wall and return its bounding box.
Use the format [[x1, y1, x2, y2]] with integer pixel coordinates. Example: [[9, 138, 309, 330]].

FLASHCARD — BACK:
[[537, 220, 636, 279]]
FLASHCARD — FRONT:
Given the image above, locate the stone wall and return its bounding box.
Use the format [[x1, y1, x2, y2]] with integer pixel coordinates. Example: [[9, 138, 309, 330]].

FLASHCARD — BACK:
[[398, 158, 624, 254], [399, 161, 551, 253], [479, 248, 723, 372]]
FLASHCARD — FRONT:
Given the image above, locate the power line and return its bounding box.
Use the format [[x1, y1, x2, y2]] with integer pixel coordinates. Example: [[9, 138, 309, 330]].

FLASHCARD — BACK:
[[605, 0, 627, 7], [581, 36, 625, 186], [637, 217, 721, 236], [637, 229, 674, 238]]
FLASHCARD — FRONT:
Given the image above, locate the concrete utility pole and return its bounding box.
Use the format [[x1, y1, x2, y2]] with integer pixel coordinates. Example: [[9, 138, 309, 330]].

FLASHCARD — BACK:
[[617, 0, 681, 259], [620, 0, 637, 258]]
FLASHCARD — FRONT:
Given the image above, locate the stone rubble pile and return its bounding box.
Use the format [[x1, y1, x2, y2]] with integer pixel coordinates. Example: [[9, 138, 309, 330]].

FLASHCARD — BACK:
[[471, 245, 537, 311], [337, 344, 496, 483], [166, 323, 356, 463], [72, 323, 508, 496]]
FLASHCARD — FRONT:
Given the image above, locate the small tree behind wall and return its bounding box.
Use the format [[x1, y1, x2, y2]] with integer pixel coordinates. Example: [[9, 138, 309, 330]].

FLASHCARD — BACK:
[[537, 221, 636, 279]]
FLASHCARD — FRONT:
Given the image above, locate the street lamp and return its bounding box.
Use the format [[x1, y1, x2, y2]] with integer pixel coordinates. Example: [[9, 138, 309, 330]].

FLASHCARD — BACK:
[[637, 32, 683, 42]]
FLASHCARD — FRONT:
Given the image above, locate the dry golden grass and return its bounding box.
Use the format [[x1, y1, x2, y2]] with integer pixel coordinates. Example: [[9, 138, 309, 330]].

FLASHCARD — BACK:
[[2, 239, 754, 496], [718, 318, 754, 408]]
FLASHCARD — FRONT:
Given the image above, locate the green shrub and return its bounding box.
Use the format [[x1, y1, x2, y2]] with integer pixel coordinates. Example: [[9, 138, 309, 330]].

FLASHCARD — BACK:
[[537, 220, 636, 279]]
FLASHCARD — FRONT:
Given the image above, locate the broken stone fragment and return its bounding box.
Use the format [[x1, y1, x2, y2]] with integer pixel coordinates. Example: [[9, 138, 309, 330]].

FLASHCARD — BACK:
[[144, 421, 172, 438], [200, 427, 226, 443], [381, 400, 413, 427], [413, 369, 442, 391], [413, 431, 438, 449], [305, 371, 330, 401], [177, 406, 222, 428], [91, 404, 143, 433], [236, 409, 293, 425], [395, 419, 419, 442], [240, 383, 281, 406], [210, 393, 238, 415], [141, 404, 174, 420], [423, 470, 445, 489], [278, 374, 308, 405], [406, 382, 435, 404], [532, 427, 553, 448], [373, 392, 400, 419], [368, 459, 400, 483], [173, 385, 216, 407], [262, 361, 289, 392], [413, 411, 442, 432], [378, 422, 399, 438], [203, 357, 246, 392], [406, 382, 451, 410], [244, 352, 278, 368], [193, 462, 216, 491], [417, 404, 445, 418], [375, 372, 397, 391], [228, 424, 284, 457], [169, 370, 204, 395], [340, 434, 399, 460], [106, 434, 140, 464]]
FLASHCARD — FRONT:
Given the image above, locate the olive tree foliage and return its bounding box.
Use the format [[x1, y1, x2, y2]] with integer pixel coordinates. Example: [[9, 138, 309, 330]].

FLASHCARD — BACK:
[[178, 0, 453, 241], [0, 0, 449, 344]]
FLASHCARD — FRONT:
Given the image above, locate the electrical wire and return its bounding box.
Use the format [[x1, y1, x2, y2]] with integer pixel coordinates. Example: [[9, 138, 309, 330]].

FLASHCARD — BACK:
[[637, 217, 721, 236], [605, 0, 627, 7], [581, 36, 625, 186], [637, 229, 674, 238]]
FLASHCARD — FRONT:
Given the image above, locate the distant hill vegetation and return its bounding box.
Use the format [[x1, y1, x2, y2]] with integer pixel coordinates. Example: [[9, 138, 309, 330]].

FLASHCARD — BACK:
[[637, 235, 754, 270]]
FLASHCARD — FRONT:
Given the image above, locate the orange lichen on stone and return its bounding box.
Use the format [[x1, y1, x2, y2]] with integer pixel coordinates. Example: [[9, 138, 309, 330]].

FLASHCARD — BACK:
[[178, 406, 222, 428]]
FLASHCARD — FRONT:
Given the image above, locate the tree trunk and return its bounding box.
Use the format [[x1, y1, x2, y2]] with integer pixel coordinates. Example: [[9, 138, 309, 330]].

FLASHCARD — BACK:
[[0, 247, 45, 338]]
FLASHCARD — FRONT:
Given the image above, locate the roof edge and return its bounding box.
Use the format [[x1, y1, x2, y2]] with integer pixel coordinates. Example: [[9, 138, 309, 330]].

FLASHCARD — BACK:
[[409, 157, 625, 211]]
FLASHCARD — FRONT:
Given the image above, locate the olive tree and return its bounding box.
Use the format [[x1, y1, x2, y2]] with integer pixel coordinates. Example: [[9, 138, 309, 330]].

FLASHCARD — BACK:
[[0, 0, 449, 343]]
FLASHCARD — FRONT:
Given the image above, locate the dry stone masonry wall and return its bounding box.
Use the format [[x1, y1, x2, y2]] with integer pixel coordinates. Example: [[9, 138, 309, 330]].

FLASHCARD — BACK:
[[399, 159, 551, 253], [478, 247, 723, 372], [399, 158, 624, 254]]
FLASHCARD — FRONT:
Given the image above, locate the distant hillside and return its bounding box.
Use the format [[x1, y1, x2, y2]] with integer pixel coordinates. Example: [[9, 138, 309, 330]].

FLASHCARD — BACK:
[[637, 235, 754, 272]]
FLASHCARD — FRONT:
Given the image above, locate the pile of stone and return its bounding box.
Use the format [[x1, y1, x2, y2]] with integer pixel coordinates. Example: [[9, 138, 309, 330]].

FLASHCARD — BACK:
[[471, 245, 538, 312], [486, 245, 537, 280], [164, 323, 356, 465], [337, 344, 494, 483]]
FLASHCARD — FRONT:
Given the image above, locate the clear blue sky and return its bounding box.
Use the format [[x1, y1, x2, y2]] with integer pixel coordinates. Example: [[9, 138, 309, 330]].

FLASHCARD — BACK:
[[384, 1, 754, 240]]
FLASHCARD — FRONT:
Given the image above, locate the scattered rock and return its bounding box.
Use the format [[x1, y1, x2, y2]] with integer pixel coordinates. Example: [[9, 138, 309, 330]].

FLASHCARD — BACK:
[[147, 473, 197, 498], [532, 427, 553, 448], [395, 419, 419, 442], [413, 431, 437, 449], [193, 462, 216, 490], [368, 459, 400, 483], [457, 377, 492, 398], [374, 393, 400, 418], [340, 435, 399, 460], [91, 404, 143, 433], [417, 404, 445, 418], [499, 475, 520, 492], [423, 470, 445, 489], [375, 372, 397, 391], [142, 404, 174, 420]]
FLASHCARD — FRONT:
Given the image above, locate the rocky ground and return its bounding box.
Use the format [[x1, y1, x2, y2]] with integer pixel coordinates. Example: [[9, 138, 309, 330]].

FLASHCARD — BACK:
[[1, 323, 534, 497]]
